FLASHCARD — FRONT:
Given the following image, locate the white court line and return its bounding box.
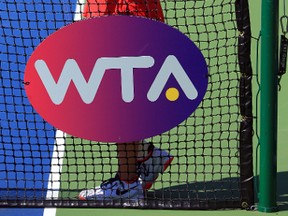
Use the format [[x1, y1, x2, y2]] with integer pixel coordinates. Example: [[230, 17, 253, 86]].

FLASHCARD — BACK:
[[43, 1, 85, 216], [73, 0, 86, 21], [43, 130, 66, 216]]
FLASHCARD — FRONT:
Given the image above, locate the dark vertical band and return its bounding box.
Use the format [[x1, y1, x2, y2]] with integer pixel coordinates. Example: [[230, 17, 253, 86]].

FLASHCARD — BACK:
[[235, 0, 255, 209]]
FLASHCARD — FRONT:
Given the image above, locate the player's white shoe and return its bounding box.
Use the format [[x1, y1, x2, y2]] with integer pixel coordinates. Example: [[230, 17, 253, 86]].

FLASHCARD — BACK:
[[138, 143, 174, 190], [79, 174, 143, 201]]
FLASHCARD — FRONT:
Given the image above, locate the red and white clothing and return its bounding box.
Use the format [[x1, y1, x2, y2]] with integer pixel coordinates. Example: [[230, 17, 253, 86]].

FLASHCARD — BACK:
[[83, 0, 164, 22]]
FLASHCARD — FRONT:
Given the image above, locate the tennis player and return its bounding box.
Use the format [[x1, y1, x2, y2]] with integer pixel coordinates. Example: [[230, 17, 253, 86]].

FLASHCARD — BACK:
[[82, 0, 165, 22], [79, 0, 173, 201]]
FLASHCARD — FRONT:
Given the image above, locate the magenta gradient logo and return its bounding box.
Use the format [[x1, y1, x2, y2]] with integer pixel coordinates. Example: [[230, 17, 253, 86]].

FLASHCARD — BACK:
[[24, 16, 208, 142]]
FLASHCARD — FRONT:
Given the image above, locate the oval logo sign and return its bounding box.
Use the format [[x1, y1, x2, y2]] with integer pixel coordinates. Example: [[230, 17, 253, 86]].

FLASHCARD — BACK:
[[24, 16, 208, 143]]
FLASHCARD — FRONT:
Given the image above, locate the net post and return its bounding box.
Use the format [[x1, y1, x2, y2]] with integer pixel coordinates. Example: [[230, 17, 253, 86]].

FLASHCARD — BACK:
[[258, 0, 279, 212]]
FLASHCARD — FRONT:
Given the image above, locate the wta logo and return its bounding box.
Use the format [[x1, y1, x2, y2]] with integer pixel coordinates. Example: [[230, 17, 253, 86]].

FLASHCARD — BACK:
[[24, 16, 208, 142]]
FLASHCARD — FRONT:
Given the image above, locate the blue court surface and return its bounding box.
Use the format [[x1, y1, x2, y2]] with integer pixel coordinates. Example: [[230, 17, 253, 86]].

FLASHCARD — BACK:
[[0, 1, 77, 215]]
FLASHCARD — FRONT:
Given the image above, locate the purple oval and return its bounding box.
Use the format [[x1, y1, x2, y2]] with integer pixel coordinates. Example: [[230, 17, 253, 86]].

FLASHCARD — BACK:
[[24, 16, 208, 143]]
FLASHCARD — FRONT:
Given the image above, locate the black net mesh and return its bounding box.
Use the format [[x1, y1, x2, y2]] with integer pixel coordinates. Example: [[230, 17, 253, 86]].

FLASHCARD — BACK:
[[0, 0, 254, 209]]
